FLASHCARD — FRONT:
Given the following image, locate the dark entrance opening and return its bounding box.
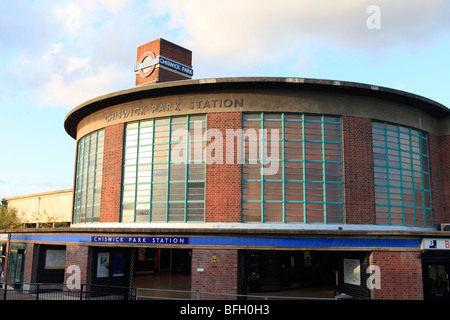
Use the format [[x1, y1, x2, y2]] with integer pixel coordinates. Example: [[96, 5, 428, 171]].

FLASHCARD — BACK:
[[132, 248, 191, 299], [422, 252, 450, 300], [240, 250, 370, 299]]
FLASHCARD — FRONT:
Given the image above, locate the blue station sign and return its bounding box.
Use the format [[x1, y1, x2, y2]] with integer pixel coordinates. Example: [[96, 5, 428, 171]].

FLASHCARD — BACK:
[[91, 236, 189, 245], [134, 53, 193, 77], [159, 57, 193, 76]]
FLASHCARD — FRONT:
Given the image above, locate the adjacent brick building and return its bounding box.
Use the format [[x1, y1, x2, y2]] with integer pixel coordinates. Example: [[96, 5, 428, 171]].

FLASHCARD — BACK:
[[2, 39, 450, 300]]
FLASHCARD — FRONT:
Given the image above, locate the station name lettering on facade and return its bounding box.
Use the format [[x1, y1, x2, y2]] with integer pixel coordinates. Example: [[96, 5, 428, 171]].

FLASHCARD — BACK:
[[104, 97, 244, 123], [91, 236, 189, 244]]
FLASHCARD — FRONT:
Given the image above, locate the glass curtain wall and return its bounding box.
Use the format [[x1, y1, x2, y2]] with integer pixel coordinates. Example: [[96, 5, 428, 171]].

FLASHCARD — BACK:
[[242, 113, 344, 223], [73, 129, 105, 223], [372, 121, 432, 226], [122, 115, 206, 222]]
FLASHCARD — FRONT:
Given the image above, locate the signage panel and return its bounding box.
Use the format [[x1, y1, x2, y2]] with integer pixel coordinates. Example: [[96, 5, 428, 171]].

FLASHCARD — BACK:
[[159, 57, 193, 76], [423, 238, 450, 250], [134, 51, 157, 77], [91, 236, 189, 245], [134, 53, 193, 78]]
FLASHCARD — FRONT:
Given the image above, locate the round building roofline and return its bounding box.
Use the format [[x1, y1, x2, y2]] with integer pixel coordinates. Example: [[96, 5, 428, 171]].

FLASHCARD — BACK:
[[64, 77, 449, 139]]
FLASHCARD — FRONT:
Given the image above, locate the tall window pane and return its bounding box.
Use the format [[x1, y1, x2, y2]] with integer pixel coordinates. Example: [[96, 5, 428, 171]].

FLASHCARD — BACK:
[[242, 113, 344, 223], [372, 121, 432, 226], [122, 115, 206, 222], [73, 129, 104, 223]]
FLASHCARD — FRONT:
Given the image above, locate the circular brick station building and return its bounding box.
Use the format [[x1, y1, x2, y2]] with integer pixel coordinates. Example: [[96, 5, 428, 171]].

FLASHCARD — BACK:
[[4, 39, 450, 300]]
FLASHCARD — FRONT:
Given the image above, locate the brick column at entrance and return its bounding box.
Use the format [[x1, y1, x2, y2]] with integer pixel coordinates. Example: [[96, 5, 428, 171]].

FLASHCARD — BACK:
[[191, 249, 238, 299], [22, 244, 38, 286], [64, 245, 92, 288], [369, 251, 423, 300]]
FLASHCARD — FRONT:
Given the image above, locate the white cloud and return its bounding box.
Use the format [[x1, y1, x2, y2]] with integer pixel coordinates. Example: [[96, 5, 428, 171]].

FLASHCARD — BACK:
[[43, 43, 64, 62], [53, 0, 133, 35], [10, 0, 450, 108], [154, 0, 450, 76], [65, 56, 91, 73], [53, 2, 87, 34], [38, 66, 126, 108], [98, 0, 131, 14]]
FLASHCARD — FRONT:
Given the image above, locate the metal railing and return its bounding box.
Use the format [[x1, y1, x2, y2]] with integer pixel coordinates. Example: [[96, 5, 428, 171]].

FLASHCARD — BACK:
[[0, 282, 340, 300], [1, 283, 134, 300], [135, 287, 338, 300]]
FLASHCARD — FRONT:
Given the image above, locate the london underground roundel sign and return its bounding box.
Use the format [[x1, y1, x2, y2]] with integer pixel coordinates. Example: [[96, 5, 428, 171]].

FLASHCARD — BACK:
[[134, 51, 158, 77]]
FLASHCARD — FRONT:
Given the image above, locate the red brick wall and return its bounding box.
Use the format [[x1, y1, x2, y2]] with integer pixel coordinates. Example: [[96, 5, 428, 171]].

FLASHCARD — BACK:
[[439, 135, 450, 224], [342, 116, 376, 224], [369, 251, 423, 300], [158, 68, 190, 83], [429, 133, 444, 228], [23, 244, 38, 284], [100, 123, 124, 223], [205, 112, 242, 222], [64, 245, 92, 287], [191, 249, 238, 299], [135, 38, 192, 86]]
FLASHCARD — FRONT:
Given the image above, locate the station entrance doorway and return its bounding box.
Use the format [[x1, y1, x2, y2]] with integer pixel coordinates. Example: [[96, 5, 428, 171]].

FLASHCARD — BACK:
[[132, 248, 191, 299], [241, 250, 371, 299]]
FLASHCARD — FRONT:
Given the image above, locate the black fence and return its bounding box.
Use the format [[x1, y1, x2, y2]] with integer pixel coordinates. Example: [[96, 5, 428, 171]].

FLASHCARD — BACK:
[[1, 283, 135, 300], [1, 282, 341, 300]]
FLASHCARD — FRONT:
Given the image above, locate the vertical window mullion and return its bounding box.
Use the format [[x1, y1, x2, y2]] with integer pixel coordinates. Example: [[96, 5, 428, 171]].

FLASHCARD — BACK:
[[133, 124, 140, 223], [301, 114, 307, 223], [185, 118, 190, 222], [149, 119, 155, 222], [397, 127, 404, 226], [83, 134, 91, 223], [385, 125, 391, 224], [75, 141, 83, 224], [321, 116, 327, 224], [91, 131, 98, 223], [261, 113, 265, 223], [167, 117, 172, 222], [281, 113, 286, 223], [409, 128, 416, 225]]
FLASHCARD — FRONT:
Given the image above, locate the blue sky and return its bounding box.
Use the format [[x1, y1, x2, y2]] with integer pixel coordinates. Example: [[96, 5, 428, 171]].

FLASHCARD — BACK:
[[1, 0, 449, 199]]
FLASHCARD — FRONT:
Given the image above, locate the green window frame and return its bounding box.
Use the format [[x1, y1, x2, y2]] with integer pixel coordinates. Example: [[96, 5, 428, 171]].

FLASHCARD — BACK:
[[242, 113, 344, 223], [73, 129, 104, 224], [122, 115, 206, 222], [372, 121, 432, 226]]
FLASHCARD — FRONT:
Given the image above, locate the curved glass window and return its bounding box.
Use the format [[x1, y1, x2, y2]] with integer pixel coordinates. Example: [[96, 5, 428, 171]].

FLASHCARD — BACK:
[[242, 113, 344, 223], [73, 129, 104, 223], [122, 115, 206, 222], [372, 121, 432, 226]]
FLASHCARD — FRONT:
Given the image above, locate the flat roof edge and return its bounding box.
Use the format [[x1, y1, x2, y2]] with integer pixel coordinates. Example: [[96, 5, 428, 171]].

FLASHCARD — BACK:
[[64, 77, 450, 139]]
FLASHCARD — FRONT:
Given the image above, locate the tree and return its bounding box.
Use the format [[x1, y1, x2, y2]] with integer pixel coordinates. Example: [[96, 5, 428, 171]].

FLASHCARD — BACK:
[[0, 199, 22, 229]]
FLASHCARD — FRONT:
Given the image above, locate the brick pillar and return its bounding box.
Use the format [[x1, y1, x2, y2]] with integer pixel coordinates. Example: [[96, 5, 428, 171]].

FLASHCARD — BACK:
[[135, 38, 192, 86], [100, 123, 125, 223], [205, 112, 242, 222], [439, 135, 450, 224], [22, 244, 38, 288], [191, 249, 238, 299], [64, 245, 92, 287], [342, 116, 376, 224], [428, 133, 444, 228], [369, 251, 423, 300]]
